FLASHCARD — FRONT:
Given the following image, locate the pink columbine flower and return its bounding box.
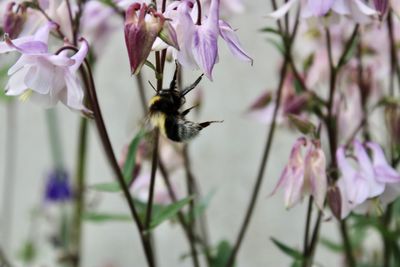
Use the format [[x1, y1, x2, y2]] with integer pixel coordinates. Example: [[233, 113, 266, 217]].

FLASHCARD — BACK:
[[132, 172, 178, 204], [81, 1, 118, 57], [270, 0, 378, 23], [0, 23, 90, 111], [336, 140, 400, 219], [164, 0, 252, 80], [271, 137, 327, 210], [124, 3, 165, 74], [248, 73, 310, 125]]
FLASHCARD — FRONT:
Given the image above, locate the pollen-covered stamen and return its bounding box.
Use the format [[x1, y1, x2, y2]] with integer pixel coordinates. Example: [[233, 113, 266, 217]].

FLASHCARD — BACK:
[[19, 89, 33, 102]]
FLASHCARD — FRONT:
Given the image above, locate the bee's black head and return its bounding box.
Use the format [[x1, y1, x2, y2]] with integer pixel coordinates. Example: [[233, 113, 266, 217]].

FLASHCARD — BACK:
[[149, 89, 186, 115]]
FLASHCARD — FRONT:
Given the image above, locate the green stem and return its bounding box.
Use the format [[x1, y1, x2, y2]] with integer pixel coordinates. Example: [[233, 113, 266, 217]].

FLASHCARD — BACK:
[[0, 245, 12, 267], [302, 197, 313, 267], [71, 118, 88, 267], [182, 145, 200, 267], [225, 59, 289, 267]]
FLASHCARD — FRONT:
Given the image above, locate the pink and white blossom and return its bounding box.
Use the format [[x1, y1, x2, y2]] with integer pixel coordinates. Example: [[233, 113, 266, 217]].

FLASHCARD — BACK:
[[337, 141, 400, 219], [271, 137, 327, 209], [0, 23, 90, 111], [269, 0, 378, 23]]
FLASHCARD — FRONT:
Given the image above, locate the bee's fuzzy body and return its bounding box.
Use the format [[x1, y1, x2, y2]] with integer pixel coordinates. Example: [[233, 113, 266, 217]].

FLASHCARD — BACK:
[[148, 69, 219, 142]]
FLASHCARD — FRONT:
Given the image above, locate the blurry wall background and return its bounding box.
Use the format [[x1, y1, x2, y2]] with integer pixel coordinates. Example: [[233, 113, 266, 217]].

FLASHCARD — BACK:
[[0, 0, 351, 266]]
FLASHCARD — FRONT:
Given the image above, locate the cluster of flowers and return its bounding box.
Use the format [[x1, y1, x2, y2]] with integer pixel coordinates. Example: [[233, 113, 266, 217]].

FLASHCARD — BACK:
[[248, 0, 400, 220], [0, 0, 251, 113]]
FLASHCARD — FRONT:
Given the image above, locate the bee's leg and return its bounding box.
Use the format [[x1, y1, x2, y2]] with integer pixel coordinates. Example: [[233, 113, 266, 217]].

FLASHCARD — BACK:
[[169, 61, 180, 90], [180, 74, 204, 97], [181, 105, 199, 116], [199, 120, 223, 128]]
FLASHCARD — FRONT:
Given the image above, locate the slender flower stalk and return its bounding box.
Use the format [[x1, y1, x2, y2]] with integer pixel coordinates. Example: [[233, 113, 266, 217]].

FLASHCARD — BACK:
[[71, 118, 88, 267], [324, 27, 358, 267], [70, 47, 156, 267], [226, 59, 290, 267]]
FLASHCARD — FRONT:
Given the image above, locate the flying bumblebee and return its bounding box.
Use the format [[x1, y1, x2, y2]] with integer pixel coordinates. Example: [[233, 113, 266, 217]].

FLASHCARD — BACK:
[[148, 64, 221, 142]]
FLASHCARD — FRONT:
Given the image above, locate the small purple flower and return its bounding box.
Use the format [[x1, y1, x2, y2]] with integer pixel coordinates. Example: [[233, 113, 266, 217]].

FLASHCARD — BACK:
[[44, 169, 72, 202]]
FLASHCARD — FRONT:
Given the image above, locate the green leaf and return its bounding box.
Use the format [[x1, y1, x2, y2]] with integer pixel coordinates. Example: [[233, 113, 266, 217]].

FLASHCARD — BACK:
[[210, 240, 234, 267], [259, 27, 281, 36], [89, 130, 144, 193], [17, 241, 37, 263], [90, 182, 121, 192], [266, 38, 285, 55], [288, 114, 316, 136], [319, 237, 343, 253], [149, 196, 193, 230], [270, 237, 303, 260], [144, 60, 163, 80], [185, 189, 215, 224], [0, 65, 12, 103], [83, 212, 132, 223], [122, 129, 145, 184]]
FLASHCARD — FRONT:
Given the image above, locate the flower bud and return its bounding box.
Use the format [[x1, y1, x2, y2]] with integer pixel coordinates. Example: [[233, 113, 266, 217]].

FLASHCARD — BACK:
[[124, 3, 164, 74], [158, 20, 179, 50], [385, 103, 400, 146], [374, 0, 389, 18], [3, 2, 26, 39], [327, 186, 342, 220]]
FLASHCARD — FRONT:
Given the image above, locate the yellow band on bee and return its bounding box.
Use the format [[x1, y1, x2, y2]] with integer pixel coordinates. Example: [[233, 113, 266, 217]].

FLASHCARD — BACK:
[[150, 112, 167, 135], [148, 95, 161, 107]]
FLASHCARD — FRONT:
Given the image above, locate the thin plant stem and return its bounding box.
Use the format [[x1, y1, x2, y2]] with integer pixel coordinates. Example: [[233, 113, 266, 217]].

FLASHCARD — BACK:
[[302, 197, 313, 267], [225, 59, 289, 267], [135, 73, 148, 114], [134, 65, 207, 266], [71, 118, 88, 267], [0, 246, 12, 267], [383, 204, 394, 267], [145, 128, 160, 229], [182, 145, 201, 267], [325, 27, 357, 267], [65, 0, 77, 44], [77, 54, 156, 266], [0, 101, 17, 254], [340, 220, 355, 267]]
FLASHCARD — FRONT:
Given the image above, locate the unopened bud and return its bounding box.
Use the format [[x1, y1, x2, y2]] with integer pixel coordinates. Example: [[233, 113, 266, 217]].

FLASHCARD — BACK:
[[3, 2, 26, 39], [327, 186, 342, 220], [124, 3, 164, 75]]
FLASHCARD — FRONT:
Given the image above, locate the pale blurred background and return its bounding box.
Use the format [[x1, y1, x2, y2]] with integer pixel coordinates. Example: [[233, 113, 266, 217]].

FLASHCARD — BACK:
[[0, 0, 352, 266]]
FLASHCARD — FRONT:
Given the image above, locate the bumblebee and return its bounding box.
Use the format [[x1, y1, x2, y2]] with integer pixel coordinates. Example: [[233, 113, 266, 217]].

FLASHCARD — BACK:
[[148, 65, 221, 142]]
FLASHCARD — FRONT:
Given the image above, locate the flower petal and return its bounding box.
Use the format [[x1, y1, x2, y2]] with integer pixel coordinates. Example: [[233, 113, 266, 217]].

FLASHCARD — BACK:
[[367, 142, 400, 183], [268, 0, 299, 19], [219, 20, 253, 64], [70, 39, 89, 72]]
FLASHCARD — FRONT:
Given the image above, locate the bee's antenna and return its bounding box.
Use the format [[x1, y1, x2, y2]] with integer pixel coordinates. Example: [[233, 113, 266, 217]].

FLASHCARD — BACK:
[[169, 61, 179, 91], [180, 74, 204, 97], [148, 81, 157, 92]]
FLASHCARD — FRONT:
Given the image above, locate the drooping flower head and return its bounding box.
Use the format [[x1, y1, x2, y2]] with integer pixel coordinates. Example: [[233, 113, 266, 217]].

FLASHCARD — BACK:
[[271, 137, 327, 210], [0, 23, 90, 112], [336, 140, 400, 219], [124, 3, 165, 74]]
